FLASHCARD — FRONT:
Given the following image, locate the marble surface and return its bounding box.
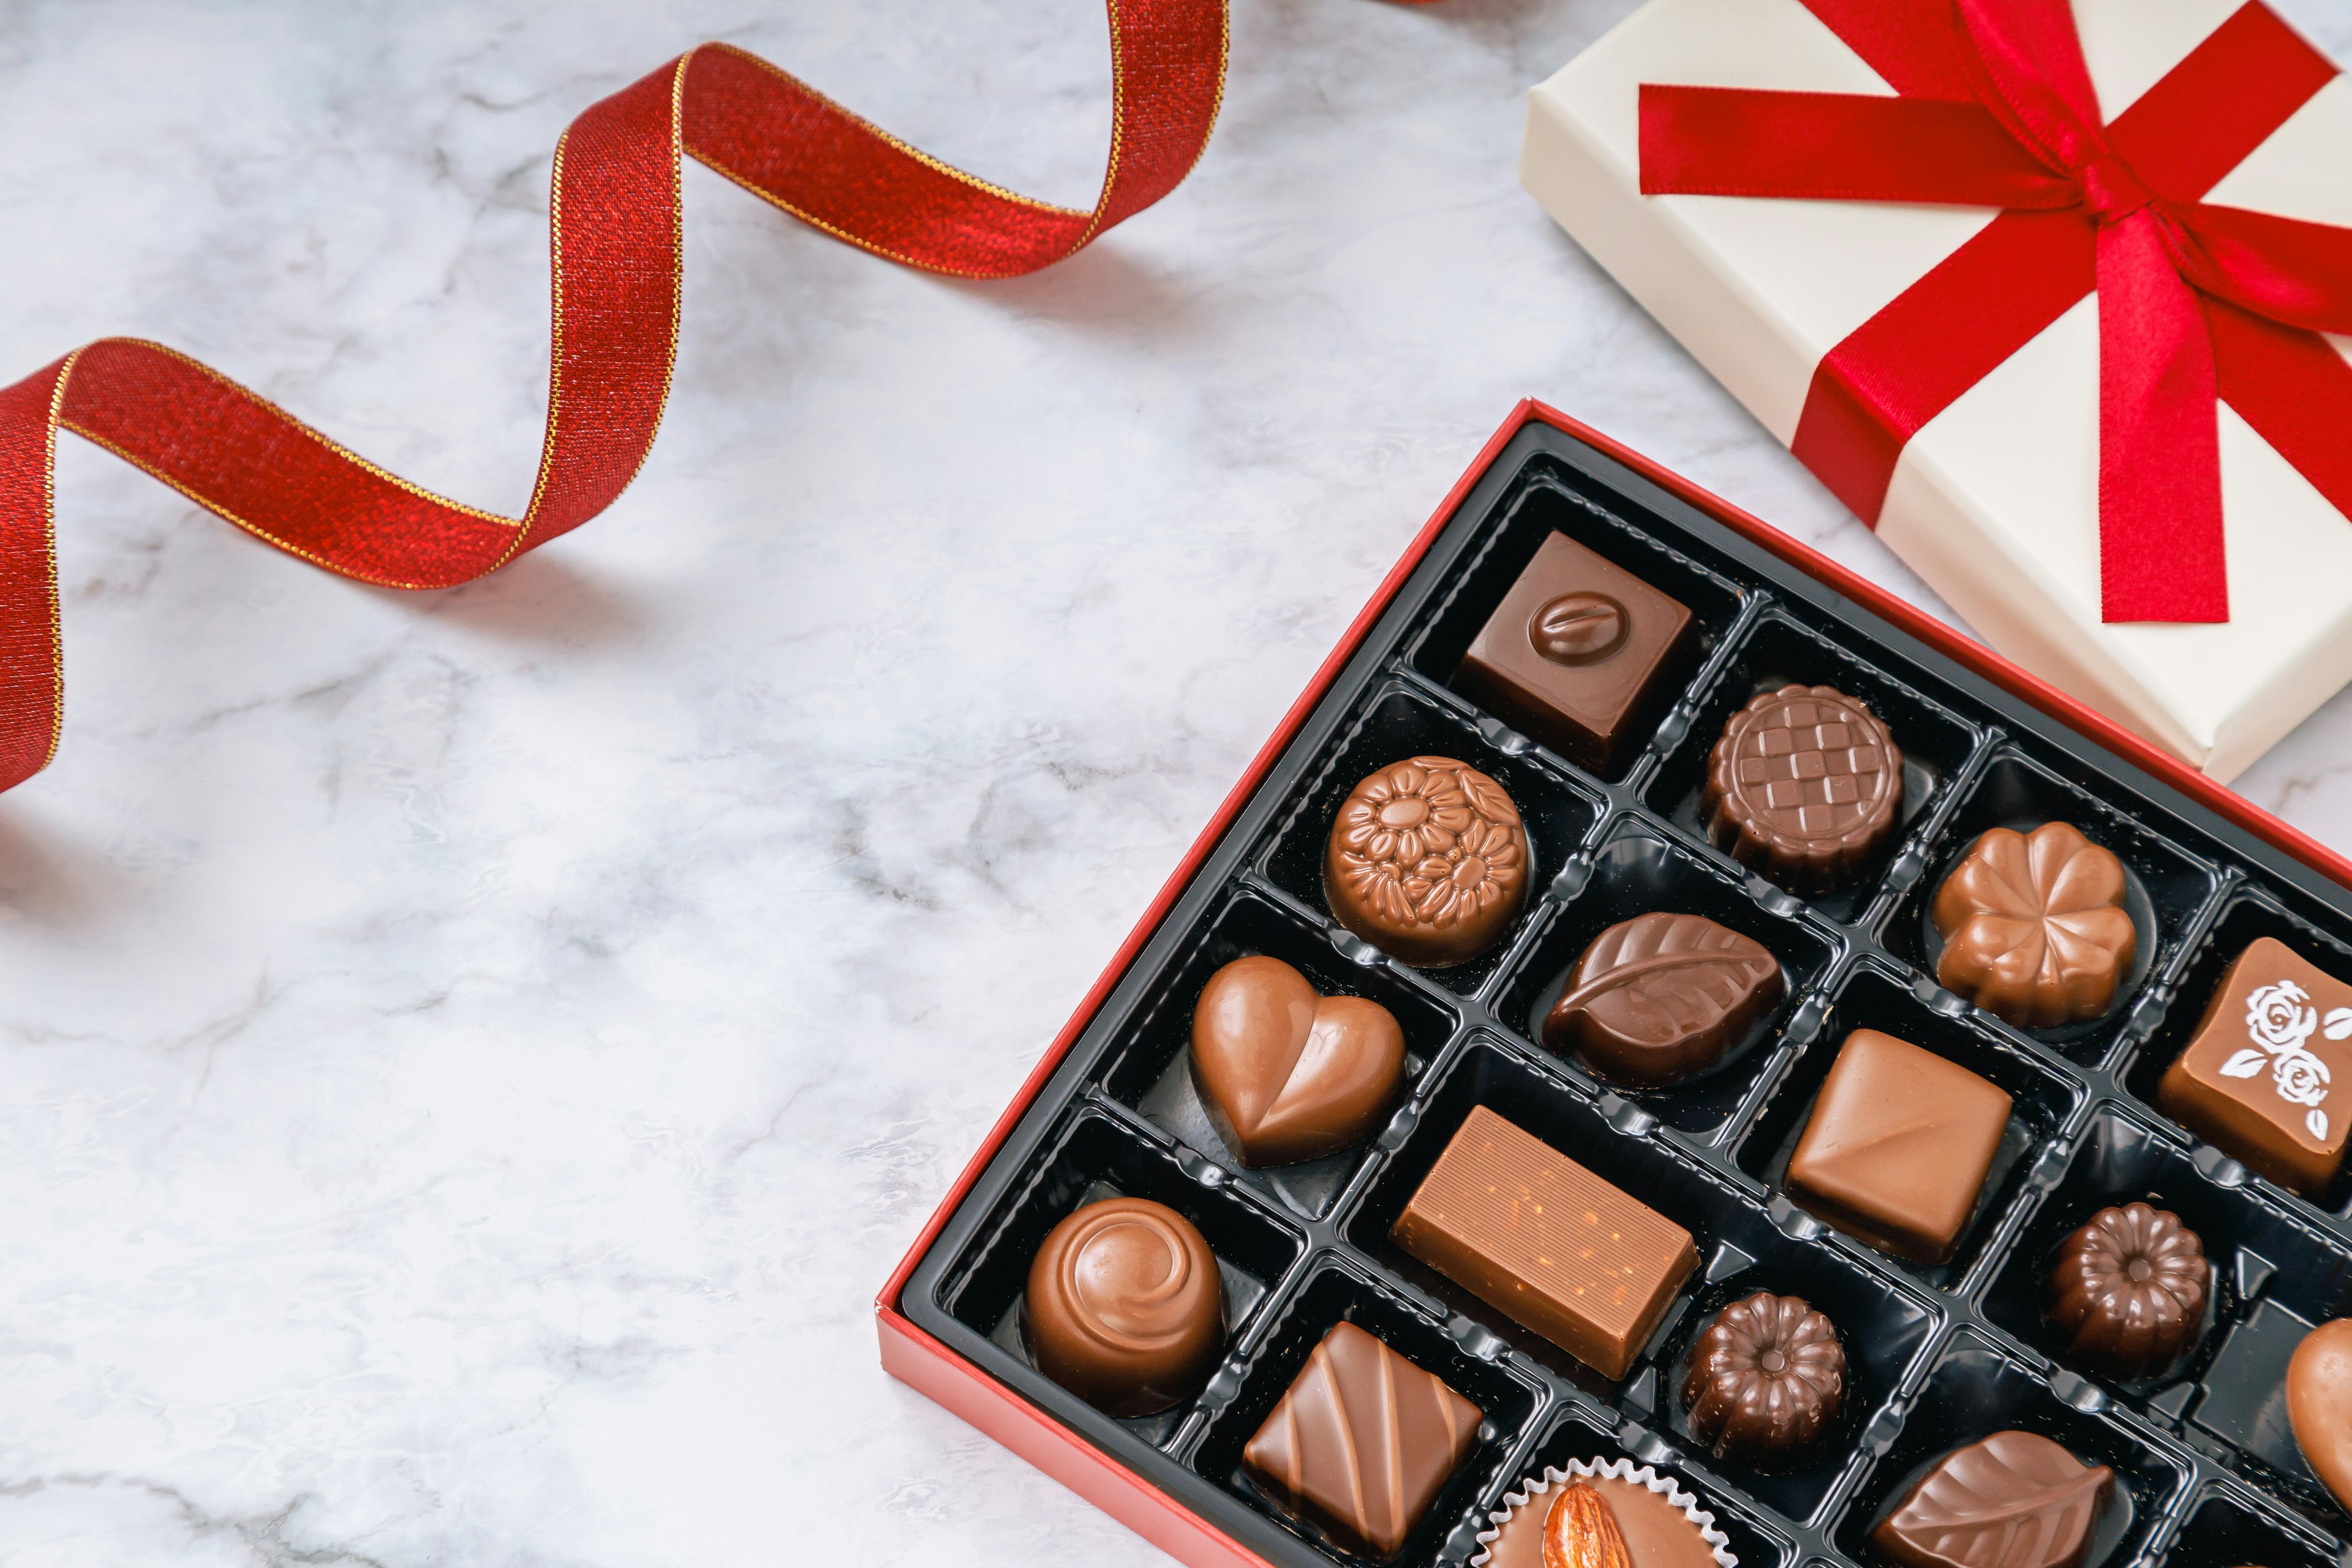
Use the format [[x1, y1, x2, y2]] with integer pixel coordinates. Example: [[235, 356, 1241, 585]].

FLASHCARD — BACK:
[[2, 2, 2349, 1563]]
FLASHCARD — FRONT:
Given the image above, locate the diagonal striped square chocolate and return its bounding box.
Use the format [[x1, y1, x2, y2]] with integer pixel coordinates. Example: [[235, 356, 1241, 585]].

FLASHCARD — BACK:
[[1242, 1321, 1482, 1556]]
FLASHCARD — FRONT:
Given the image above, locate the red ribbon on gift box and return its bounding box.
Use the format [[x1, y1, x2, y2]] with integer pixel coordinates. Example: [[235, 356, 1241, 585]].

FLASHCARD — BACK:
[[1637, 0, 2352, 624], [0, 4, 1227, 794]]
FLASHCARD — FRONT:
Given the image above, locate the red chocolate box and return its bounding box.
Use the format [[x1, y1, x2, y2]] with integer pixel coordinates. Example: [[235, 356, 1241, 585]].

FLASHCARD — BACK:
[[875, 404, 2352, 1568]]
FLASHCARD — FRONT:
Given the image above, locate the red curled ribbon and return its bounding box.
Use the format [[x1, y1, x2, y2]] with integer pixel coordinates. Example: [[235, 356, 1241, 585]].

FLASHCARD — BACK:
[[1637, 0, 2352, 624], [0, 6, 1227, 794]]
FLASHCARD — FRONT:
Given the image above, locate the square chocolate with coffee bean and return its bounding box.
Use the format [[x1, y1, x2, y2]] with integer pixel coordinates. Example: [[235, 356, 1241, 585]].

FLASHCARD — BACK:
[[1454, 532, 1694, 774]]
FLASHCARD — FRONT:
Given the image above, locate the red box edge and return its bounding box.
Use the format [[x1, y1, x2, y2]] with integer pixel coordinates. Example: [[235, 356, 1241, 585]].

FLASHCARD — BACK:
[[870, 399, 2352, 1567]]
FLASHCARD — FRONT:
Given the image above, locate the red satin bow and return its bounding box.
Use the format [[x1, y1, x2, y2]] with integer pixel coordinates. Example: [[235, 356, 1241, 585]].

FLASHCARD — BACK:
[[0, 6, 1227, 794], [1638, 0, 2352, 623]]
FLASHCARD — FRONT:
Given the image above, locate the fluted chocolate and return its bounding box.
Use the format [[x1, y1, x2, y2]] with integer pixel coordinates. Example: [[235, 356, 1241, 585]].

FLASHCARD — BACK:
[[1243, 1322, 1481, 1556], [1703, 685, 1902, 889], [2046, 1203, 2207, 1378], [1325, 756, 1529, 967], [1188, 955, 1406, 1167], [1872, 1431, 2113, 1568], [1544, 913, 1784, 1087], [1932, 823, 2135, 1028], [1681, 1292, 1845, 1461], [1023, 1197, 1223, 1417]]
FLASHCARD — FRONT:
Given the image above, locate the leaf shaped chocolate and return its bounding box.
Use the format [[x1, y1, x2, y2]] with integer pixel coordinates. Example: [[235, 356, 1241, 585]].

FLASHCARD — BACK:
[[1871, 1431, 2113, 1568], [1542, 912, 1783, 1088], [1931, 824, 2136, 1028]]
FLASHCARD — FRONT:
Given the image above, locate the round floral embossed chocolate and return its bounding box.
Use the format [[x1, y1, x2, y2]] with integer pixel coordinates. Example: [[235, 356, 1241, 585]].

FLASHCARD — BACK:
[[1324, 756, 1528, 967], [2045, 1202, 2207, 1378], [1681, 1292, 1845, 1462]]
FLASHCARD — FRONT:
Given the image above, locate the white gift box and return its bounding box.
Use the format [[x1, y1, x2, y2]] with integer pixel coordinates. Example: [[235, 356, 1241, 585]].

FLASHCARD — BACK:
[[1521, 0, 2352, 782]]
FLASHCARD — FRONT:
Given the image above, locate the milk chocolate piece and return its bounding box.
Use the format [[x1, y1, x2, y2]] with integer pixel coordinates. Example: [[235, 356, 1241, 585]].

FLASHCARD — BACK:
[[1872, 1431, 2113, 1568], [1022, 1197, 1224, 1417], [1703, 685, 1902, 889], [1681, 1292, 1845, 1461], [1785, 1029, 2011, 1264], [2046, 1203, 2207, 1378], [1455, 532, 1694, 772], [1242, 1321, 1480, 1556], [1544, 913, 1784, 1087], [1392, 1106, 1697, 1378], [1325, 756, 1529, 967], [2158, 937, 2352, 1196], [1932, 824, 2136, 1028], [1188, 956, 1406, 1167], [2287, 1317, 2352, 1511], [1477, 1468, 1726, 1568]]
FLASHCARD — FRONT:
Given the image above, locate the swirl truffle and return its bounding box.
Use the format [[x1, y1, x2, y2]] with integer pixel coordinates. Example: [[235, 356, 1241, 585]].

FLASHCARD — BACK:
[[2045, 1202, 2207, 1378], [1680, 1292, 1845, 1461], [1023, 1197, 1224, 1417], [1324, 756, 1529, 967]]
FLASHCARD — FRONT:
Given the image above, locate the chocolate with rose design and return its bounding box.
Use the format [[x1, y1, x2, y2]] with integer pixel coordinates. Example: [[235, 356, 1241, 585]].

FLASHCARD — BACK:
[[2158, 937, 2352, 1196]]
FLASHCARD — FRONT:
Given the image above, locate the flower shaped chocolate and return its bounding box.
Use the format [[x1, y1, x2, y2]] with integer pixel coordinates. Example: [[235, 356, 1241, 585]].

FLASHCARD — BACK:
[[1931, 823, 2136, 1028], [2046, 1202, 2207, 1378], [1324, 756, 1527, 967], [1681, 1291, 1845, 1461]]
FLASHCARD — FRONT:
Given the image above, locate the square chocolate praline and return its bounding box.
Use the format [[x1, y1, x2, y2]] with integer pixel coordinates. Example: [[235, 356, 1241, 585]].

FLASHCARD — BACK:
[[1454, 532, 1694, 773], [1785, 1029, 2011, 1264]]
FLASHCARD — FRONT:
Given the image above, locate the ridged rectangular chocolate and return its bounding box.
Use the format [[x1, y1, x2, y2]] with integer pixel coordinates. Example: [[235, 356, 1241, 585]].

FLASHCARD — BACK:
[[1390, 1105, 1696, 1378]]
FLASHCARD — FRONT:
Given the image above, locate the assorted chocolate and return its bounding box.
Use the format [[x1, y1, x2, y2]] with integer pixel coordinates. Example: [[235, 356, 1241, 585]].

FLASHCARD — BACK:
[[1542, 913, 1784, 1088], [1454, 531, 1694, 773], [1932, 824, 2136, 1028], [1023, 1197, 1224, 1417], [1703, 684, 1902, 890], [1785, 1029, 2011, 1264], [1681, 1292, 1845, 1462], [1188, 955, 1406, 1167], [1474, 1464, 1728, 1568], [1392, 1105, 1697, 1379], [1871, 1431, 2113, 1568], [1242, 1321, 1481, 1556], [989, 522, 2352, 1566], [2045, 1203, 2207, 1378], [1325, 756, 1529, 966], [2158, 935, 2352, 1196]]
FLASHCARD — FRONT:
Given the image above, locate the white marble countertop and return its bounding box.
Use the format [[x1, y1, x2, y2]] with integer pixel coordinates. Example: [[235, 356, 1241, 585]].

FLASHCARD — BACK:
[[4, 2, 2348, 1562]]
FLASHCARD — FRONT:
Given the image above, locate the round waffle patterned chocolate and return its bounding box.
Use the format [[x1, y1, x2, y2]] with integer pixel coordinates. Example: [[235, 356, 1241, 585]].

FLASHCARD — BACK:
[[1703, 684, 1902, 889]]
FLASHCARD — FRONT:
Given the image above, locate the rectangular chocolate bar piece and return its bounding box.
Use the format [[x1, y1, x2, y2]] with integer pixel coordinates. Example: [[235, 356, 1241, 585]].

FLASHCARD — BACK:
[[1391, 1105, 1696, 1378]]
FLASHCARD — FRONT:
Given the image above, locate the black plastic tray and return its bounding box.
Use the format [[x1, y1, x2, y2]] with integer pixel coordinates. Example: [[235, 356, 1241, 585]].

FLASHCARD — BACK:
[[903, 421, 2352, 1568]]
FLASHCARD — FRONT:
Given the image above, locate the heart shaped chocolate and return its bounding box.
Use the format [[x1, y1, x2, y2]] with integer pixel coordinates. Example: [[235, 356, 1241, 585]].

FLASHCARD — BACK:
[[1188, 955, 1406, 1168]]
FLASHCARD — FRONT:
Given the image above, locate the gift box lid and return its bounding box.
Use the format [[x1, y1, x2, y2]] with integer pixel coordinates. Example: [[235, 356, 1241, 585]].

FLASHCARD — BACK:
[[1521, 0, 2352, 782]]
